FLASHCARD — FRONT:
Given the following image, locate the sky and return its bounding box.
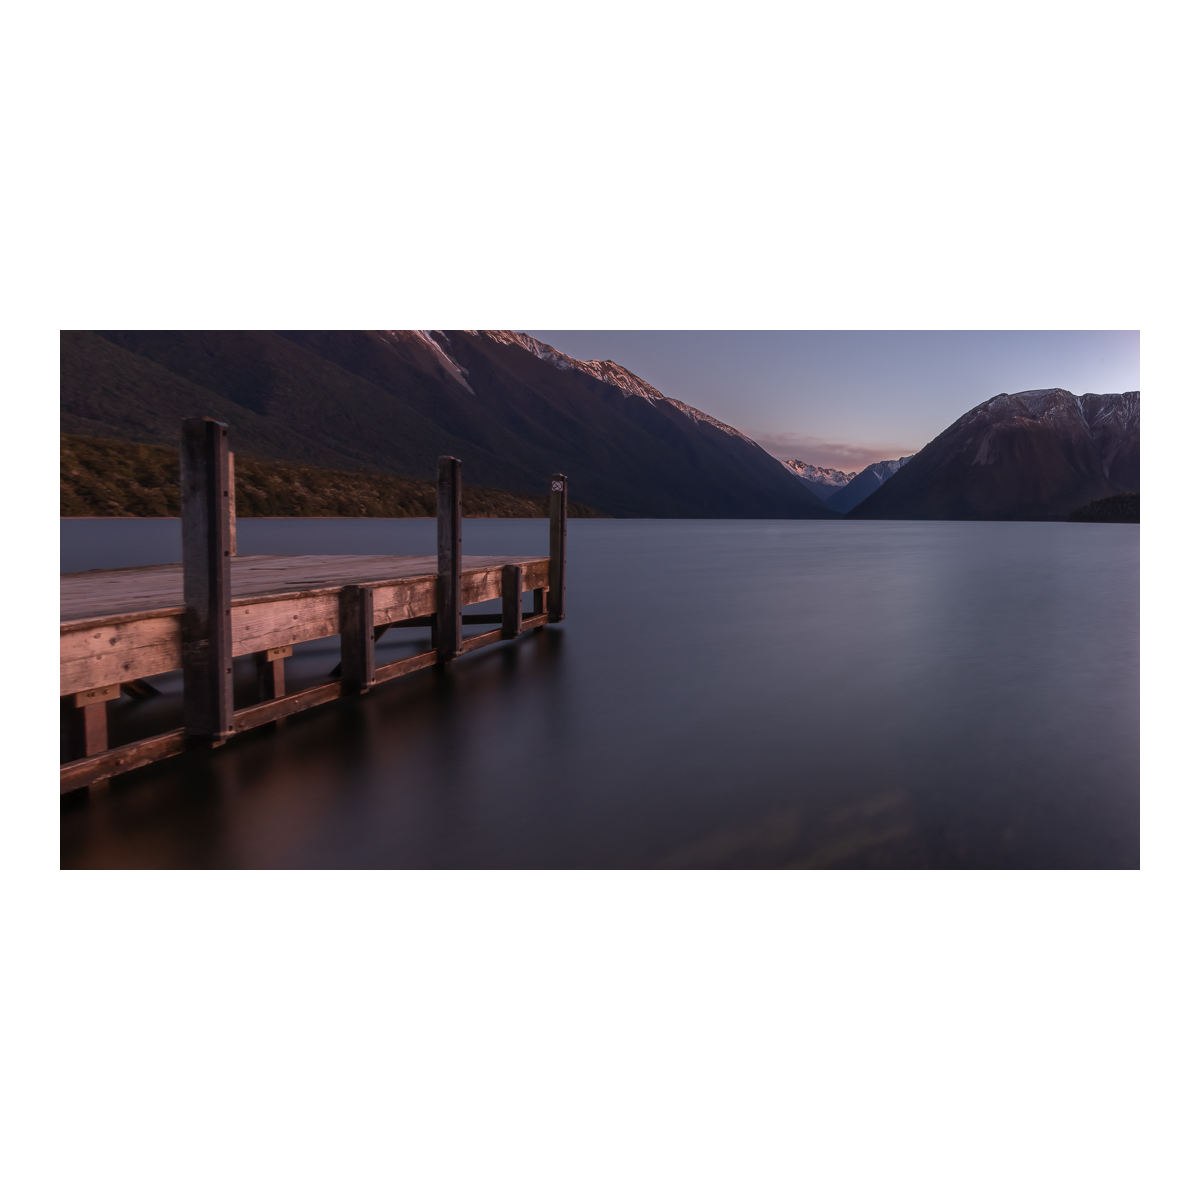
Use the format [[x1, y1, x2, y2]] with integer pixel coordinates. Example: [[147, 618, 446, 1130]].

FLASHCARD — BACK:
[[519, 331, 1140, 473]]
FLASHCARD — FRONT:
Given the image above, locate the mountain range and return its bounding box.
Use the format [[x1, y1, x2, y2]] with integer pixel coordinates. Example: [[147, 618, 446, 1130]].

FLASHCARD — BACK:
[[60, 332, 1139, 522], [61, 330, 833, 520], [823, 456, 916, 513], [848, 389, 1139, 520], [781, 461, 857, 503], [779, 456, 920, 512]]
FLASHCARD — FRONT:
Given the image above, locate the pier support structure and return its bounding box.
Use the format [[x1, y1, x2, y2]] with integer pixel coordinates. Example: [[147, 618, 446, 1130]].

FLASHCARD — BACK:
[[340, 585, 377, 694], [437, 456, 463, 662], [60, 421, 567, 792], [549, 473, 567, 622], [502, 563, 524, 638], [180, 417, 234, 746], [228, 450, 237, 556], [62, 685, 118, 759], [255, 646, 290, 702]]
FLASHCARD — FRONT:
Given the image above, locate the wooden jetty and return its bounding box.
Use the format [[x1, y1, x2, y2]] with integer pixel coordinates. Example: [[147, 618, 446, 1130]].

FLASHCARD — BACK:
[[61, 418, 567, 792]]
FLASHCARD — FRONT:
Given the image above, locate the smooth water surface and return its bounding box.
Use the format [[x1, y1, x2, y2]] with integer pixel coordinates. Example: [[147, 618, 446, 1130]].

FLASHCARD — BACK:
[[61, 519, 1139, 869]]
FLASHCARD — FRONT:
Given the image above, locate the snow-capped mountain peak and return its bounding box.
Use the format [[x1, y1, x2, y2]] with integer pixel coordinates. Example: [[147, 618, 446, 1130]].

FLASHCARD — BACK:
[[861, 455, 914, 483], [781, 460, 857, 487], [478, 330, 762, 447]]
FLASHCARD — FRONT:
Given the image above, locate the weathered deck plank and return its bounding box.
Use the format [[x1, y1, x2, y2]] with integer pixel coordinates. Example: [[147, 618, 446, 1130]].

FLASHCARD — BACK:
[[61, 554, 548, 622]]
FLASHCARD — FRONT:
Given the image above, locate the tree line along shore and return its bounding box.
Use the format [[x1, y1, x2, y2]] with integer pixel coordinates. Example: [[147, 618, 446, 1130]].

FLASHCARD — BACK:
[[60, 434, 606, 520], [60, 433, 1135, 523], [1066, 493, 1139, 523]]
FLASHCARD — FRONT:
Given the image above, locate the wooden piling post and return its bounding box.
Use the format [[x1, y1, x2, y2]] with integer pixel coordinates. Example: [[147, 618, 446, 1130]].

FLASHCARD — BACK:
[[228, 451, 237, 556], [340, 585, 376, 694], [549, 473, 567, 622], [437, 456, 462, 661], [501, 563, 524, 638], [181, 418, 234, 746]]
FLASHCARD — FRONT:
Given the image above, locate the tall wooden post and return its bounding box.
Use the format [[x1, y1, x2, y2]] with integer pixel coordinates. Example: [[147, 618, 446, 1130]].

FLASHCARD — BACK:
[[340, 586, 376, 694], [549, 473, 567, 622], [228, 451, 237, 556], [437, 456, 462, 661], [501, 563, 524, 639], [181, 417, 234, 745]]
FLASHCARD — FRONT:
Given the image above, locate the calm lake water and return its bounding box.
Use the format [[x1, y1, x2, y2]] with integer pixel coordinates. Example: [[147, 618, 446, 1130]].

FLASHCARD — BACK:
[[61, 518, 1139, 869]]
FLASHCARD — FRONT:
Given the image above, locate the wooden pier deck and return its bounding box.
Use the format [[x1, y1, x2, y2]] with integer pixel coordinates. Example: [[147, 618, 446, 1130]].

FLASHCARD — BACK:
[[61, 419, 567, 792]]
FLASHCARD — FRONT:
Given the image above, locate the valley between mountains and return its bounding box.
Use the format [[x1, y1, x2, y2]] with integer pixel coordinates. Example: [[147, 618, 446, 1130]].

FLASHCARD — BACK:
[[60, 331, 1139, 522]]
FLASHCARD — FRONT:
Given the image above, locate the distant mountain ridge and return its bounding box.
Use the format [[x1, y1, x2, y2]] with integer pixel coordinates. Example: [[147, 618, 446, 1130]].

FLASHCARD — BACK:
[[476, 330, 764, 445], [61, 331, 1135, 523], [61, 329, 835, 520], [824, 456, 915, 513], [847, 389, 1139, 520], [782, 461, 857, 485], [780, 460, 857, 504]]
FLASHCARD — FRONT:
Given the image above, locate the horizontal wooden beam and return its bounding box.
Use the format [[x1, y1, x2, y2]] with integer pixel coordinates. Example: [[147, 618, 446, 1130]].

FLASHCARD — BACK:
[[232, 681, 342, 732], [60, 561, 553, 697], [61, 609, 549, 792], [391, 612, 547, 628], [60, 729, 189, 791], [461, 628, 504, 654], [374, 649, 438, 684]]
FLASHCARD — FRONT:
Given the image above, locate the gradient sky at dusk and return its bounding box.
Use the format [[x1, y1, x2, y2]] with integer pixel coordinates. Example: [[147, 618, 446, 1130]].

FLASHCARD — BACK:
[[520, 331, 1140, 472]]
